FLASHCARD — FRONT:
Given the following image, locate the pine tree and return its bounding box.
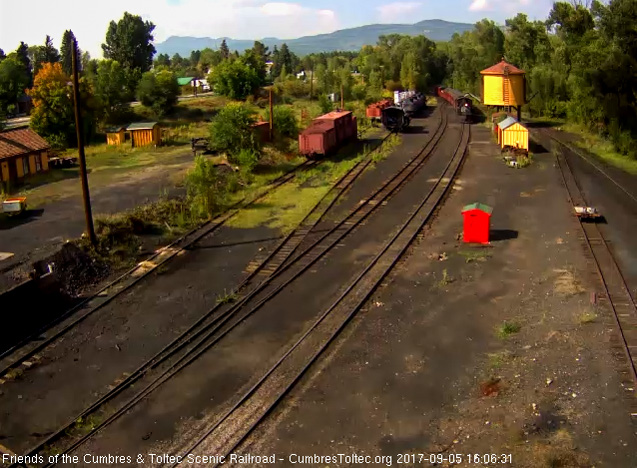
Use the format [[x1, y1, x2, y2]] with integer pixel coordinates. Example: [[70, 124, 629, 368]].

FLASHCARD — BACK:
[[15, 42, 33, 87], [60, 30, 78, 75], [31, 35, 60, 75], [220, 39, 230, 60], [43, 35, 60, 63]]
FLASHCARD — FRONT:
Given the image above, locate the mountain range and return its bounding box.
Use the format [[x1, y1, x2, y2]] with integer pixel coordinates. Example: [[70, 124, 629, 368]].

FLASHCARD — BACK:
[[155, 19, 474, 57]]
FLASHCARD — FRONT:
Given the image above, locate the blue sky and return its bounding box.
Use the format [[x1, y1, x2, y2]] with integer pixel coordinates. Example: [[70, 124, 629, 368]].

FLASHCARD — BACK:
[[0, 0, 555, 58]]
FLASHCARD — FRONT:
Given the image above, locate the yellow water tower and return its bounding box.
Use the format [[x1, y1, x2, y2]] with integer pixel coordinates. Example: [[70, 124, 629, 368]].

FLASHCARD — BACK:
[[480, 60, 526, 121]]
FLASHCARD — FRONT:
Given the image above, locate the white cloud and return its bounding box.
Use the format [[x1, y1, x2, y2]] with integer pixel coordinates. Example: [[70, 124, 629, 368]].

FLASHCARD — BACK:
[[469, 0, 489, 11], [468, 0, 537, 12], [0, 0, 338, 57], [376, 2, 423, 22]]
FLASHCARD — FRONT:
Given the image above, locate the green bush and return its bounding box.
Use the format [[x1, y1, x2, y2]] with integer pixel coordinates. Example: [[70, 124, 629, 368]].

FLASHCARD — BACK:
[[351, 83, 368, 101], [234, 148, 259, 172], [274, 79, 311, 99], [209, 103, 260, 161], [136, 70, 179, 116], [318, 94, 333, 114], [185, 156, 227, 217], [272, 106, 298, 139]]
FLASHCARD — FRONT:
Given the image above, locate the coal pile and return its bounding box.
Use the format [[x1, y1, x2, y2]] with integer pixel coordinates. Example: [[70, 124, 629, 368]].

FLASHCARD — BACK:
[[33, 243, 110, 297]]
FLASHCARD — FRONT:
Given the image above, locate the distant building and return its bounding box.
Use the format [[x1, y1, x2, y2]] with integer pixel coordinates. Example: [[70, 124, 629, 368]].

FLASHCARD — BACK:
[[177, 77, 196, 87], [0, 127, 50, 184], [296, 70, 306, 79]]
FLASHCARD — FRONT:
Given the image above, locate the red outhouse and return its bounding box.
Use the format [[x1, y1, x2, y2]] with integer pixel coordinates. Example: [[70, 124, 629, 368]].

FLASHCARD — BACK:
[[462, 203, 493, 244]]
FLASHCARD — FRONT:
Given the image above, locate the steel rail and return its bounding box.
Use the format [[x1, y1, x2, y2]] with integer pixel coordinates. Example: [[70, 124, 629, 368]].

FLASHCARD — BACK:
[[554, 145, 637, 390], [41, 110, 448, 465], [0, 159, 318, 377], [183, 122, 471, 467], [14, 131, 397, 466], [545, 131, 637, 205]]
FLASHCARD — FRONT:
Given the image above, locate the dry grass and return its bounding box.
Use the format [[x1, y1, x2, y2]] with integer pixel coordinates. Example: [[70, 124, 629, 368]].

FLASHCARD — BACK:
[[553, 269, 585, 296]]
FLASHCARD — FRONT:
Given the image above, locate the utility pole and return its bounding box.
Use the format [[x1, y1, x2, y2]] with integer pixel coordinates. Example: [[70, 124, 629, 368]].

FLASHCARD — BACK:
[[340, 84, 344, 110], [309, 68, 314, 100], [269, 88, 274, 141], [71, 38, 96, 246]]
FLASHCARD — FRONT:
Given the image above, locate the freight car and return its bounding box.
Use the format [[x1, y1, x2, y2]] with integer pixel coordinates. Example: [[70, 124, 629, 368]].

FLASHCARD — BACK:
[[381, 106, 410, 132], [436, 86, 473, 123], [380, 92, 426, 132], [298, 110, 357, 158], [366, 99, 394, 124], [401, 92, 426, 117]]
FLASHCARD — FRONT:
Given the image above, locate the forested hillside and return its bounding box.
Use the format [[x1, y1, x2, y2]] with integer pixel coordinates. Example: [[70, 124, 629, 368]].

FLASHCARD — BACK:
[[1, 0, 635, 160]]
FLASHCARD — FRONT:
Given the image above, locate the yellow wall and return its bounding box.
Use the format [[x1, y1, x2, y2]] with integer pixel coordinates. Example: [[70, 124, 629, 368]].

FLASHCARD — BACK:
[[16, 158, 24, 178], [483, 75, 525, 106], [29, 155, 36, 174], [1, 161, 8, 182], [501, 123, 529, 151], [107, 131, 125, 145], [42, 151, 49, 171], [131, 128, 159, 147]]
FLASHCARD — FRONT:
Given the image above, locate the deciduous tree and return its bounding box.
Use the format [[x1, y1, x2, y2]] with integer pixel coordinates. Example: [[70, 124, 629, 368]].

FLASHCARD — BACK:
[[92, 60, 130, 122], [136, 69, 179, 116], [28, 63, 75, 148], [102, 12, 156, 75], [208, 59, 260, 100]]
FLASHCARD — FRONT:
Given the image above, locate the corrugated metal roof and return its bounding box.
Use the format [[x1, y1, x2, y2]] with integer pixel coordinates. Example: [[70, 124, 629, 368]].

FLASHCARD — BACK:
[[177, 77, 195, 86], [462, 202, 493, 214], [105, 125, 127, 133], [0, 127, 50, 160], [480, 60, 525, 75], [498, 116, 518, 130], [127, 122, 158, 131]]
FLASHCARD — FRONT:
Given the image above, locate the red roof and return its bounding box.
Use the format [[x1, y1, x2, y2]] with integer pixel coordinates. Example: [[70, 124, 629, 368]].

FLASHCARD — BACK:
[[480, 60, 525, 75], [315, 111, 352, 121], [0, 127, 50, 161]]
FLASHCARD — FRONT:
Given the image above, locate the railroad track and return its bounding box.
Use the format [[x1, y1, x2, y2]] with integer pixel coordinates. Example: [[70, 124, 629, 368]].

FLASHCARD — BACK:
[[5, 129, 399, 466], [17, 109, 449, 466], [544, 131, 637, 206], [554, 144, 637, 407], [0, 158, 320, 378], [173, 121, 471, 467]]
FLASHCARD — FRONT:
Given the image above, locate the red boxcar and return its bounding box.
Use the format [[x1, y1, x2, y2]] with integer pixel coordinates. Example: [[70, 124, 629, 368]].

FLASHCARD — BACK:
[[366, 99, 394, 120], [299, 111, 357, 157], [299, 121, 337, 157]]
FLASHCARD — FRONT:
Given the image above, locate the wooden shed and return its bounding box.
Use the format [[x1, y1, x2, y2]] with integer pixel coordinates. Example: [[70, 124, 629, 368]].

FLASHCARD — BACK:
[[498, 117, 528, 152], [127, 122, 162, 148], [481, 60, 526, 120], [0, 127, 50, 184], [105, 125, 127, 146]]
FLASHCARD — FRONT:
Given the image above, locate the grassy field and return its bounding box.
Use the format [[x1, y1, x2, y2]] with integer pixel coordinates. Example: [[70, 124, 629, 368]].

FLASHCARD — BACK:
[[560, 123, 637, 175], [3, 94, 378, 210], [227, 132, 400, 234], [527, 117, 637, 175]]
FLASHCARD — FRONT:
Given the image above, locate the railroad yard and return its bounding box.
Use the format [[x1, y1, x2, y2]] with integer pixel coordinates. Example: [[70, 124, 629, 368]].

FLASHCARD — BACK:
[[0, 97, 636, 468]]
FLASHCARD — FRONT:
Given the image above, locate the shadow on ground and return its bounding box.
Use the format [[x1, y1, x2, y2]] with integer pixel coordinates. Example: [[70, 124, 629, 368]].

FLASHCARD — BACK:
[[0, 209, 45, 230], [490, 229, 519, 241]]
